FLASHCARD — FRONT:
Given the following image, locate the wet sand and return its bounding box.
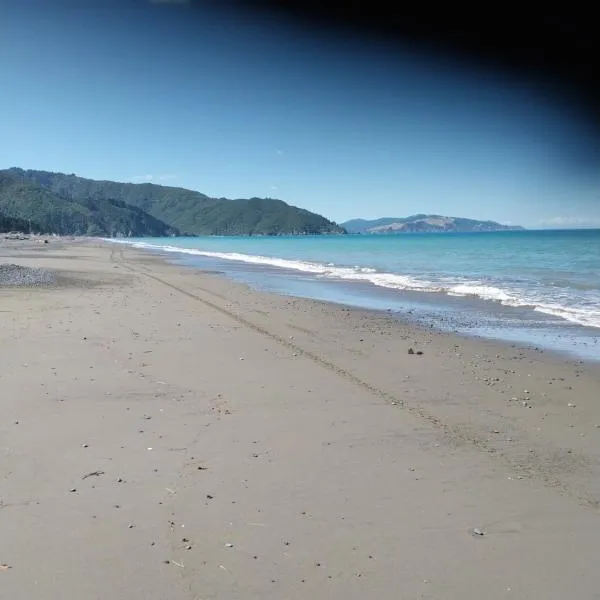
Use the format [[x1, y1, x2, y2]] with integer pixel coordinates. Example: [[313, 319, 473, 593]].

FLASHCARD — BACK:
[[1, 239, 600, 599]]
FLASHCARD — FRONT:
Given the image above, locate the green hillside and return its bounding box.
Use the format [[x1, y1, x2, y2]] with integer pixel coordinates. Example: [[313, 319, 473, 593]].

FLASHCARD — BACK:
[[190, 197, 345, 236], [0, 211, 33, 234], [0, 172, 178, 236], [4, 168, 345, 236]]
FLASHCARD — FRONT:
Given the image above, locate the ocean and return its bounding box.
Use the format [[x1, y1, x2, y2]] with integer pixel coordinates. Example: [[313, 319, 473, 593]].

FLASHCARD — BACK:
[[109, 230, 600, 361]]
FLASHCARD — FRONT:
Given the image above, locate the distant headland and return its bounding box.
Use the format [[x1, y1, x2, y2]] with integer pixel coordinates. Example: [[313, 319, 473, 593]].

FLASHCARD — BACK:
[[341, 215, 525, 234]]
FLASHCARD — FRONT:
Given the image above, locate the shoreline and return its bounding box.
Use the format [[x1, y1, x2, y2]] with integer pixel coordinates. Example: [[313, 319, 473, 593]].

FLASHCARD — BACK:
[[132, 241, 600, 377], [113, 238, 600, 364], [2, 239, 600, 599]]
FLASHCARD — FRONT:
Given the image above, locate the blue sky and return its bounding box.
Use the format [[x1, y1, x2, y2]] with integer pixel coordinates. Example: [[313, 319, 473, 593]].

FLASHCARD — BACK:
[[1, 0, 599, 228]]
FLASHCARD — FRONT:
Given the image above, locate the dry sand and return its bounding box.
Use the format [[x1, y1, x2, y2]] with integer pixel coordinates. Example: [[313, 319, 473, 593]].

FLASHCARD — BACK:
[[1, 239, 600, 599]]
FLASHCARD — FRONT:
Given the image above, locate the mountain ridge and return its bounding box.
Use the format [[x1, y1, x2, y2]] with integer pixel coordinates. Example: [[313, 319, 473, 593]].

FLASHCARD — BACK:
[[342, 214, 524, 234], [0, 168, 345, 236]]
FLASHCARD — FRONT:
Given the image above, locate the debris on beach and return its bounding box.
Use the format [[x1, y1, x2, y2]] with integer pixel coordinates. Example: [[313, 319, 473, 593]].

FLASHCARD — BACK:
[[408, 348, 415, 354], [0, 564, 12, 571], [472, 528, 485, 536], [81, 470, 104, 480]]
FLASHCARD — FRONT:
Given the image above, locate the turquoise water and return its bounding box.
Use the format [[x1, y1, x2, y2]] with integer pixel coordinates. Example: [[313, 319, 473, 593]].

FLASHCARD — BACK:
[[120, 230, 600, 330]]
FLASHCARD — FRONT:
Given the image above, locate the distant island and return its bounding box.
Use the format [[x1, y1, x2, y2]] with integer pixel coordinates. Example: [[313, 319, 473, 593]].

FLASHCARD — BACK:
[[0, 168, 345, 237], [341, 215, 524, 234]]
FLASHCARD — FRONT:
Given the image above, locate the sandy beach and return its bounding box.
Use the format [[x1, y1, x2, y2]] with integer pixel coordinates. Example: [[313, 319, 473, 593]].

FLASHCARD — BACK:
[[2, 238, 600, 600]]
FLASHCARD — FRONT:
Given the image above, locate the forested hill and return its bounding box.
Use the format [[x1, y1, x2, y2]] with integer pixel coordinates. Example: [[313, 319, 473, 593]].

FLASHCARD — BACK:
[[0, 171, 178, 237], [0, 210, 32, 234], [1, 168, 345, 236]]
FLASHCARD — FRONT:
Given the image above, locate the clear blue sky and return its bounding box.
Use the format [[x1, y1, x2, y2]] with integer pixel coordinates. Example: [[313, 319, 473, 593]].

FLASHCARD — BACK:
[[1, 0, 599, 228]]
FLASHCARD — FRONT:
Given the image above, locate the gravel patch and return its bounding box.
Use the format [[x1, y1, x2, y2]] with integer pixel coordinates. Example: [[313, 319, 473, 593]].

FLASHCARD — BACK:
[[0, 263, 56, 287]]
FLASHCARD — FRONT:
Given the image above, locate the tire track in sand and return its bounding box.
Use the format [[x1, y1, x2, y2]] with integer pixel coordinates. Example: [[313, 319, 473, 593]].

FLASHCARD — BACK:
[[110, 246, 599, 510]]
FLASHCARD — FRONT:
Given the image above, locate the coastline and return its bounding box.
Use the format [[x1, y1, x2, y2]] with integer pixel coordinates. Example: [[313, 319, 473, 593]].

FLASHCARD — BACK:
[[123, 237, 600, 362], [2, 238, 600, 599]]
